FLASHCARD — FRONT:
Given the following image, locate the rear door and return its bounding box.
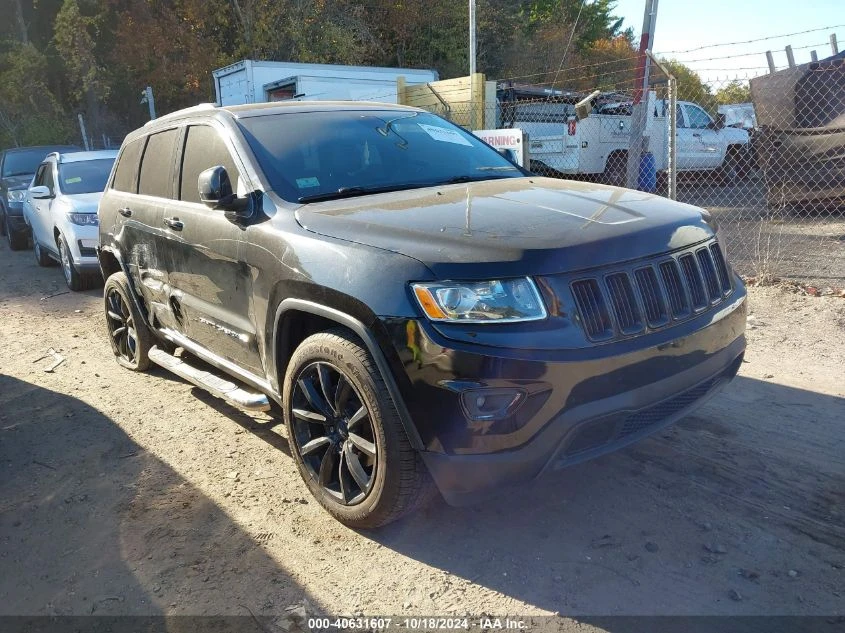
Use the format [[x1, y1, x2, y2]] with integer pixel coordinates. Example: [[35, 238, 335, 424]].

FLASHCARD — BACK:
[[160, 122, 261, 373], [108, 130, 180, 322]]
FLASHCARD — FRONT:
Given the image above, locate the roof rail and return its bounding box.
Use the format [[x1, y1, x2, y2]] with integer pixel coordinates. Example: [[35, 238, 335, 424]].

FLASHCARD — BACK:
[[143, 103, 218, 127]]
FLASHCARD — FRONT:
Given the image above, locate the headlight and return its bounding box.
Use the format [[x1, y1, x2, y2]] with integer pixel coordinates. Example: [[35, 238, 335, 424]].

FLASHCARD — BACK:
[[412, 278, 547, 323], [6, 189, 26, 203], [67, 213, 99, 226]]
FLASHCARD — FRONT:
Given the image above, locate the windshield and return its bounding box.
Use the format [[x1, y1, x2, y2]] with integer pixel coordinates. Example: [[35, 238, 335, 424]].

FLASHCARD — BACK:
[[2, 149, 54, 177], [237, 110, 523, 203], [58, 158, 116, 195]]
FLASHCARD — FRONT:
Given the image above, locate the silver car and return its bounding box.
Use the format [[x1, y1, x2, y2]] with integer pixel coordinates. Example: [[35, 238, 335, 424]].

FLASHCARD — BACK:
[[23, 150, 117, 290]]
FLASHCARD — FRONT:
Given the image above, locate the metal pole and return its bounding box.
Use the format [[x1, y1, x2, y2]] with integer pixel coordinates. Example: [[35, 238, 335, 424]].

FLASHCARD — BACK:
[[646, 51, 675, 200], [810, 50, 818, 62], [469, 0, 476, 77], [831, 33, 839, 55], [785, 45, 795, 69], [626, 0, 659, 189], [766, 51, 776, 74], [146, 86, 156, 120], [77, 113, 90, 151]]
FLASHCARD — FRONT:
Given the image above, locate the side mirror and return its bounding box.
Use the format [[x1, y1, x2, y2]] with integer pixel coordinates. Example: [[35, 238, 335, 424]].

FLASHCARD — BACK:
[[198, 165, 252, 220], [30, 185, 52, 199], [198, 165, 233, 207]]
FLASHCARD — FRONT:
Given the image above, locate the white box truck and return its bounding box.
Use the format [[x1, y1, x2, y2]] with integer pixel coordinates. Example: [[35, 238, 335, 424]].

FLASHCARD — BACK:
[[212, 60, 439, 106]]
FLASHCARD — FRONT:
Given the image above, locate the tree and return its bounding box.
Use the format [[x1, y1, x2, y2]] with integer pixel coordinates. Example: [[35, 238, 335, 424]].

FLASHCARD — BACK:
[[53, 0, 108, 139], [714, 79, 751, 105], [0, 44, 72, 147], [662, 59, 715, 112]]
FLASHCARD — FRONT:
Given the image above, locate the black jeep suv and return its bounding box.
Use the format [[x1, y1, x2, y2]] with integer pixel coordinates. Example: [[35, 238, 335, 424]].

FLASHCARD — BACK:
[[1, 144, 79, 249], [98, 102, 747, 528]]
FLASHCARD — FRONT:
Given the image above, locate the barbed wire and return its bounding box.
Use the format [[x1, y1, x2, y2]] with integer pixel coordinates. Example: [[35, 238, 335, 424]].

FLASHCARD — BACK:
[[656, 24, 844, 54], [668, 41, 832, 64]]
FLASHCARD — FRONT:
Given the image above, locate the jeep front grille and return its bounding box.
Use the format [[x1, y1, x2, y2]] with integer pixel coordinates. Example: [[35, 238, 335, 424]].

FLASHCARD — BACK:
[[569, 239, 733, 342], [571, 279, 613, 340]]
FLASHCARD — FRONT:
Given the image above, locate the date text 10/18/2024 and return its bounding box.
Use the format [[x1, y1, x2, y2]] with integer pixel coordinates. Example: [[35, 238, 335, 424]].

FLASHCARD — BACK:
[[307, 617, 528, 630]]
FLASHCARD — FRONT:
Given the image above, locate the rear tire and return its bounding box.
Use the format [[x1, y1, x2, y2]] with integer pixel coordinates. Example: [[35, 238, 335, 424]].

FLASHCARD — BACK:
[[603, 151, 627, 187], [283, 329, 435, 528], [104, 271, 152, 371]]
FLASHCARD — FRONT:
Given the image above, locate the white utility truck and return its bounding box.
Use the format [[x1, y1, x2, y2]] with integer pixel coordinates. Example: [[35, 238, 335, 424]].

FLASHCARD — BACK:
[[213, 60, 438, 106], [497, 84, 751, 184]]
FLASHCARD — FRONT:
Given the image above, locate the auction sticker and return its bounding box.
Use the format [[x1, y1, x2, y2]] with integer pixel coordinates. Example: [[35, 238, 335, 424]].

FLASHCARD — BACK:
[[418, 123, 473, 146]]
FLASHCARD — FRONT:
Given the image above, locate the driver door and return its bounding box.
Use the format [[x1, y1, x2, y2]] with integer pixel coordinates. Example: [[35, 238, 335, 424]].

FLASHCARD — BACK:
[[683, 103, 724, 170], [26, 162, 55, 253], [159, 122, 262, 374]]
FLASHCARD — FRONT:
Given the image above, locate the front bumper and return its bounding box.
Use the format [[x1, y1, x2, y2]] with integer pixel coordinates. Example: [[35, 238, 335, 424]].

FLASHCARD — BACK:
[[61, 224, 100, 271], [3, 202, 29, 236], [383, 286, 747, 505]]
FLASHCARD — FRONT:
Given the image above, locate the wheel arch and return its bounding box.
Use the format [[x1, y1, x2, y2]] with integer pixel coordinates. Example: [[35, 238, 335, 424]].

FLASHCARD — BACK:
[[273, 298, 424, 451], [97, 246, 154, 330]]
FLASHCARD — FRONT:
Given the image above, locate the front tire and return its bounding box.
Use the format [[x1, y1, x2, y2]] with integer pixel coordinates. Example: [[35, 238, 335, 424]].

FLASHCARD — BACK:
[[283, 330, 434, 528], [5, 215, 27, 251], [104, 271, 152, 371], [58, 235, 96, 291], [34, 240, 55, 267]]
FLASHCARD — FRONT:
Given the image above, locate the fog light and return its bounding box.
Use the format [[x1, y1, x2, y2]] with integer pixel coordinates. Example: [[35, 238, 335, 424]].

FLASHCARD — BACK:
[[460, 388, 526, 421]]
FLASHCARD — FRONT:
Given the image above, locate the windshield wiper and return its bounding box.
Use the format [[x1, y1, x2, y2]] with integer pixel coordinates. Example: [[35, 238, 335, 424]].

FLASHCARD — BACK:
[[476, 166, 519, 171], [437, 173, 515, 185], [298, 183, 431, 203]]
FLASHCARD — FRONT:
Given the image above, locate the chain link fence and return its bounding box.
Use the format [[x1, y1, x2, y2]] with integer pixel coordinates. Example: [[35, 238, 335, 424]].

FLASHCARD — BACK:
[[409, 55, 845, 288]]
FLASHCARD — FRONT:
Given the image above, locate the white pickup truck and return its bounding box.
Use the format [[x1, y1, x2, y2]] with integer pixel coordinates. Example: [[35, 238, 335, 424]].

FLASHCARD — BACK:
[[501, 88, 751, 185]]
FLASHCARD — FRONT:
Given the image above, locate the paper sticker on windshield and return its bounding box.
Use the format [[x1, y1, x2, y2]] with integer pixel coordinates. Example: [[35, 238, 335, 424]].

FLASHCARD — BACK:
[[65, 177, 82, 184], [418, 123, 473, 147], [296, 176, 320, 188]]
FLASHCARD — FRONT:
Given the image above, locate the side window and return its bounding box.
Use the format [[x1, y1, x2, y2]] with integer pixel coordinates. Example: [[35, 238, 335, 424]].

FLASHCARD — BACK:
[[685, 104, 713, 129], [43, 164, 56, 194], [33, 164, 47, 188], [675, 103, 687, 128], [112, 138, 145, 193], [138, 129, 179, 198], [179, 125, 242, 204]]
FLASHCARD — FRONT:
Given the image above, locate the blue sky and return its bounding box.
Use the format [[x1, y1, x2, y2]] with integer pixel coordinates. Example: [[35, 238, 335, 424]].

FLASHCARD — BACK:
[[612, 0, 843, 83]]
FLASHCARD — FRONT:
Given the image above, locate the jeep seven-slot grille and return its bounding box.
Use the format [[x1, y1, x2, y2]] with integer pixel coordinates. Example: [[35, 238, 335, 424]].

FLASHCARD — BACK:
[[570, 239, 732, 342], [571, 279, 613, 339]]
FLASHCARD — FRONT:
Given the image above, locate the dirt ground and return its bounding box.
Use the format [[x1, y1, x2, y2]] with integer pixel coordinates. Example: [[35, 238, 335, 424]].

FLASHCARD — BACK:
[[1, 236, 844, 629], [676, 177, 845, 288]]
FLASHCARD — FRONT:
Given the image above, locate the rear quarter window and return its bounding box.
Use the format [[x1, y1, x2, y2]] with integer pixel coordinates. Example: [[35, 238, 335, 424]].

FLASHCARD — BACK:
[[111, 138, 145, 193], [137, 129, 179, 198]]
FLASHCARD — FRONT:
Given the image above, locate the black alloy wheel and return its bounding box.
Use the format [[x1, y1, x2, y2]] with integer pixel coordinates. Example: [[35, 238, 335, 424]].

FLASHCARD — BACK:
[[290, 361, 378, 505], [103, 272, 151, 371]]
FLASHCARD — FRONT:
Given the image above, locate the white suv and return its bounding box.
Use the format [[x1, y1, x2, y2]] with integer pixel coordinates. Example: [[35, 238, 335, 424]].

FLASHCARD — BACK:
[[23, 150, 117, 290]]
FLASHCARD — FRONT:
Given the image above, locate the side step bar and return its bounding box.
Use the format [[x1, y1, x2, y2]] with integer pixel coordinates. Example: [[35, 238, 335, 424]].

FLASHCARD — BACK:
[[149, 346, 271, 412]]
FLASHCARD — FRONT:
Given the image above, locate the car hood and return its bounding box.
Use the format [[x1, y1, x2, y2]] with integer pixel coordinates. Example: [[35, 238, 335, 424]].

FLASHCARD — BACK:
[[61, 192, 103, 214], [2, 175, 34, 190], [294, 177, 715, 278]]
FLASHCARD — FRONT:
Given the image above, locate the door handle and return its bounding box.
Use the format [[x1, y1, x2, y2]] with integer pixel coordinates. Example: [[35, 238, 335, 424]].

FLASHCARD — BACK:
[[164, 217, 184, 231], [692, 133, 701, 138], [118, 207, 132, 217]]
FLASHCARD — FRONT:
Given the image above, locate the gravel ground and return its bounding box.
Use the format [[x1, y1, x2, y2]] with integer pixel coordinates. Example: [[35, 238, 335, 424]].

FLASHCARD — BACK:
[[1, 237, 844, 629]]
